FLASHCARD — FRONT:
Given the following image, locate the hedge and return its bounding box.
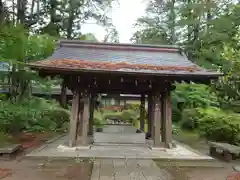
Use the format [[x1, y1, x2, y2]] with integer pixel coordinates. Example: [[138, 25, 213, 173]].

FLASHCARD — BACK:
[[0, 97, 70, 133], [180, 107, 240, 145]]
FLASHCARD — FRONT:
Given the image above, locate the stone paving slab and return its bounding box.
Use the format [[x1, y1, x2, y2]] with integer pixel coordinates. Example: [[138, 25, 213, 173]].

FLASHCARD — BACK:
[[91, 159, 173, 180], [26, 135, 215, 163]]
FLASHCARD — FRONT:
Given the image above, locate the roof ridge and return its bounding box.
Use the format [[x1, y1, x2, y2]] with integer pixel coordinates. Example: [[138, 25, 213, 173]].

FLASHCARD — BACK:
[[59, 40, 180, 49]]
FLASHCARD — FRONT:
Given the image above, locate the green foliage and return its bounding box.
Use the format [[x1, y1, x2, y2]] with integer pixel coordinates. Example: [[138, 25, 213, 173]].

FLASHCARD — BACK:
[[93, 117, 104, 128], [132, 0, 240, 70], [180, 107, 240, 145], [172, 83, 219, 122], [180, 108, 200, 130], [79, 33, 99, 42], [93, 110, 105, 127], [103, 110, 138, 124], [198, 108, 240, 145], [172, 103, 182, 123], [0, 97, 70, 133], [0, 25, 56, 101], [173, 83, 219, 109], [213, 45, 240, 112]]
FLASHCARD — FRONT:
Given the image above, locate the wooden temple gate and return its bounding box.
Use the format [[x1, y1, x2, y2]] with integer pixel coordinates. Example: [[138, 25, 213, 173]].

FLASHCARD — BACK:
[[29, 40, 220, 148]]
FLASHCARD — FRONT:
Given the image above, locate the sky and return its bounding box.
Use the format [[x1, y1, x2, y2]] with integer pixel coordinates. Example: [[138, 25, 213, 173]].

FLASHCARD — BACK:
[[81, 0, 148, 43]]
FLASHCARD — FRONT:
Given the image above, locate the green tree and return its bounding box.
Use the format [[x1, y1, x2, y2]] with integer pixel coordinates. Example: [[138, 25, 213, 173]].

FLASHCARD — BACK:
[[0, 25, 55, 102], [103, 25, 119, 43], [213, 43, 240, 112]]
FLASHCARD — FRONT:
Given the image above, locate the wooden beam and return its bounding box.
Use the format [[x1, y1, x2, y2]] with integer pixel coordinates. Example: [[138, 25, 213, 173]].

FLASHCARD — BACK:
[[65, 74, 170, 92], [140, 93, 145, 132], [68, 90, 80, 147], [37, 69, 216, 85]]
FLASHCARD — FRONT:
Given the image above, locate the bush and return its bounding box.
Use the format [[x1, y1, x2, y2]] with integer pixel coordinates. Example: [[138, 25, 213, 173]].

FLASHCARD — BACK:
[[121, 110, 138, 123], [180, 106, 240, 145], [0, 97, 70, 133], [172, 103, 182, 122], [40, 108, 70, 129], [123, 104, 140, 113], [103, 110, 138, 123], [198, 108, 240, 145], [180, 108, 201, 130]]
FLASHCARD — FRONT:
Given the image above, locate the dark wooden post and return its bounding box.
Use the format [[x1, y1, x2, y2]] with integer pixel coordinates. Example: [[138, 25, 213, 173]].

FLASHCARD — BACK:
[[140, 93, 145, 131], [68, 90, 80, 147], [151, 98, 155, 140], [81, 95, 90, 145], [147, 92, 153, 137], [153, 93, 161, 147], [77, 97, 83, 140], [161, 90, 173, 148], [88, 93, 95, 136], [60, 81, 67, 109]]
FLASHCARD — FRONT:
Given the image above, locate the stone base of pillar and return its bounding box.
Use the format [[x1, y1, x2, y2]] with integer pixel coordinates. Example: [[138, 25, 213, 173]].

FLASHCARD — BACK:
[[76, 138, 93, 146], [87, 135, 94, 144], [150, 142, 176, 149], [163, 142, 176, 149], [57, 144, 90, 152], [76, 145, 91, 150], [149, 146, 166, 151]]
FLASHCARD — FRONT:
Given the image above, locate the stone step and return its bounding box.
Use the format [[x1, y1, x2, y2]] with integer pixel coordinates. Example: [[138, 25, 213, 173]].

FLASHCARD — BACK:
[[92, 143, 149, 147]]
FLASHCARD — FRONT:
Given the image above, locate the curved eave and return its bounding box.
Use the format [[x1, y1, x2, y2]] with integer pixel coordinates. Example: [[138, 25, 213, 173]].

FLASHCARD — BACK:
[[28, 64, 222, 81]]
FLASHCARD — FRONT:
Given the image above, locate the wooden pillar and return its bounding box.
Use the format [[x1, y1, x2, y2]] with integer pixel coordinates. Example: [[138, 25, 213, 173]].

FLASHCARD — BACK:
[[68, 90, 80, 147], [60, 81, 67, 109], [147, 92, 152, 137], [81, 96, 90, 145], [161, 90, 173, 148], [88, 93, 95, 136], [77, 97, 83, 139], [140, 93, 145, 131], [151, 99, 155, 140], [153, 93, 161, 147]]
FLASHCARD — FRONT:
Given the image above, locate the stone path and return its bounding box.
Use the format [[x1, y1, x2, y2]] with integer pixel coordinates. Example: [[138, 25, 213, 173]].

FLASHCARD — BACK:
[[27, 136, 214, 161], [91, 159, 172, 180]]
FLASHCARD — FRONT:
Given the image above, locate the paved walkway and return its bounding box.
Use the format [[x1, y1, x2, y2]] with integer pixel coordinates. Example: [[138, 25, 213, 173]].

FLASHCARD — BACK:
[[27, 135, 214, 161], [91, 159, 172, 180]]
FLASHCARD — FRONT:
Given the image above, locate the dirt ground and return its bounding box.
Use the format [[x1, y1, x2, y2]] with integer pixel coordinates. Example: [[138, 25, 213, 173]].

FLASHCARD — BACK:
[[160, 165, 239, 180], [0, 159, 93, 180], [0, 158, 239, 180], [0, 130, 239, 180]]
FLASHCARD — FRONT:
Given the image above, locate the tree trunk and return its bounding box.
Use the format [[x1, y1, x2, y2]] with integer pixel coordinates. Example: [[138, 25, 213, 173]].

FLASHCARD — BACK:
[[17, 0, 27, 24], [206, 0, 212, 30], [67, 11, 74, 39], [9, 64, 17, 102], [187, 0, 192, 43], [169, 0, 176, 44], [0, 0, 5, 24]]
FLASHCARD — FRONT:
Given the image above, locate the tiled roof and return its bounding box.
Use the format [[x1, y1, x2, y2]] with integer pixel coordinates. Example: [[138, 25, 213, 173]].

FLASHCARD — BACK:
[[30, 40, 221, 77]]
